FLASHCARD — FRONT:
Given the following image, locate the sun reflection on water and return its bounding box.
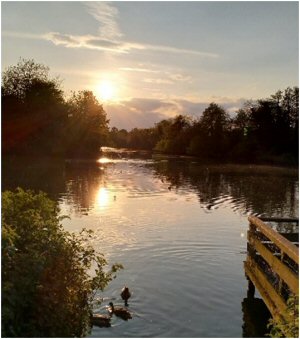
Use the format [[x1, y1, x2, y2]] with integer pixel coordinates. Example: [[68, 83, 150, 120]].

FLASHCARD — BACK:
[[98, 157, 111, 164], [96, 187, 110, 208]]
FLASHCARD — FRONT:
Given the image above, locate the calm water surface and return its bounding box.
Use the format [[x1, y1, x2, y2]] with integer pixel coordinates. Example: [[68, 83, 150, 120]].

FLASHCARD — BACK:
[[3, 152, 298, 337]]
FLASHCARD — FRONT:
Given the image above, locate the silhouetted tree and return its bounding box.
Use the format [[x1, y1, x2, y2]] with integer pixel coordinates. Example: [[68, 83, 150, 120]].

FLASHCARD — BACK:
[[154, 115, 192, 154], [65, 91, 109, 158], [2, 59, 53, 99], [2, 59, 66, 155], [188, 103, 230, 159]]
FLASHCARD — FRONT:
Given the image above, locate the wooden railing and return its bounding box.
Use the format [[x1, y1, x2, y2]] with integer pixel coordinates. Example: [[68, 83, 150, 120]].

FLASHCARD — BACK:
[[244, 216, 299, 327]]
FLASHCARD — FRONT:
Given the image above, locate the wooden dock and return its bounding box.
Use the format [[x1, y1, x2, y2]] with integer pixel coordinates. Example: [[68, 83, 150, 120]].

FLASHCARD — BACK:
[[244, 216, 299, 335]]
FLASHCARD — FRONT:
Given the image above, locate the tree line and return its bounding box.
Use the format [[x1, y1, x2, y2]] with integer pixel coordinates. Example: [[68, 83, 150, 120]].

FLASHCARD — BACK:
[[2, 59, 298, 164], [110, 91, 298, 165]]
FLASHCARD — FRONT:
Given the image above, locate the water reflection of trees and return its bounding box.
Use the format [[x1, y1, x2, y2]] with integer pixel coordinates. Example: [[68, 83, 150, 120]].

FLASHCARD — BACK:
[[2, 157, 66, 200], [3, 157, 298, 220], [63, 163, 105, 214], [150, 161, 298, 218], [2, 158, 105, 214]]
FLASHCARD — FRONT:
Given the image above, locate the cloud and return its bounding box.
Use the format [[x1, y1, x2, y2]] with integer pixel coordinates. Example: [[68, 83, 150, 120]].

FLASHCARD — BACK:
[[105, 97, 246, 129], [85, 1, 122, 40], [4, 1, 219, 58], [141, 43, 218, 58], [143, 78, 174, 85], [119, 67, 160, 73], [44, 32, 134, 53], [2, 31, 44, 40], [168, 73, 192, 82], [44, 31, 218, 57], [119, 64, 193, 85], [106, 99, 168, 130]]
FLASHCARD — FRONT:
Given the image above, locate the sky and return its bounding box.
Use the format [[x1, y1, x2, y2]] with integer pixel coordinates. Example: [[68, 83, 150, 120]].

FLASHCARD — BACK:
[[1, 1, 299, 130]]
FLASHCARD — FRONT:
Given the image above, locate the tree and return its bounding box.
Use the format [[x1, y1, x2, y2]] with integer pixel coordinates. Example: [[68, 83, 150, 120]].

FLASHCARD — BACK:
[[2, 188, 122, 337], [65, 91, 109, 158], [154, 115, 192, 154], [200, 103, 229, 138], [2, 59, 67, 154], [188, 103, 229, 158], [2, 59, 52, 99]]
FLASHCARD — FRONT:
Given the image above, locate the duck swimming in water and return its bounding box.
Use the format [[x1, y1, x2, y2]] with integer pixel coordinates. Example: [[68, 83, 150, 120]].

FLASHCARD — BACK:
[[91, 314, 111, 327], [108, 302, 132, 321], [120, 286, 131, 306]]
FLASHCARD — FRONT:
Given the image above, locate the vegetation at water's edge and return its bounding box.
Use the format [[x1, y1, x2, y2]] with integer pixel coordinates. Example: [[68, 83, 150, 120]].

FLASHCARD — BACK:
[[2, 59, 109, 158], [2, 188, 122, 337], [110, 92, 298, 166], [268, 295, 299, 338], [2, 59, 298, 165]]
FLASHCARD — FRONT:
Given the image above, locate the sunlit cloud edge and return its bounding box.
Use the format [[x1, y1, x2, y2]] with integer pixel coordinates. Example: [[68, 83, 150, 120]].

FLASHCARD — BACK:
[[2, 30, 219, 58]]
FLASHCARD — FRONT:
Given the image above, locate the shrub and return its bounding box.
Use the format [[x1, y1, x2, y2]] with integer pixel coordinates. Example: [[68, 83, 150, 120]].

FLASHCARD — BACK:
[[2, 188, 122, 337], [268, 295, 299, 338]]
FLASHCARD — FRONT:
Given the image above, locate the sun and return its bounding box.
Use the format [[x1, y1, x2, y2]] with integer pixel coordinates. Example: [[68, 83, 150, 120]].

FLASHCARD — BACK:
[[96, 80, 115, 101]]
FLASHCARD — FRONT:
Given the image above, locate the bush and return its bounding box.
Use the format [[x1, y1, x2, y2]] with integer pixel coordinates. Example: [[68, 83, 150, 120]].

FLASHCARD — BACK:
[[268, 295, 299, 338], [2, 188, 122, 337]]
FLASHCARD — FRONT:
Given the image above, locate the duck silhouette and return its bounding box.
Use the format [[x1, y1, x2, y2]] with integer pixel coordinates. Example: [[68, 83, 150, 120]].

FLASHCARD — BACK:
[[108, 302, 132, 321], [91, 314, 111, 327], [120, 286, 131, 306]]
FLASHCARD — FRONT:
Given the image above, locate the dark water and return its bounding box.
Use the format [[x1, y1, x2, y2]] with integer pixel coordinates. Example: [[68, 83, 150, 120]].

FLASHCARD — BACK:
[[2, 153, 298, 337]]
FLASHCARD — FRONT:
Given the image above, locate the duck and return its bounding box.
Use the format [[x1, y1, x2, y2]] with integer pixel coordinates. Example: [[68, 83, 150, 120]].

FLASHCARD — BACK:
[[108, 302, 132, 321], [91, 314, 111, 327], [120, 286, 131, 306]]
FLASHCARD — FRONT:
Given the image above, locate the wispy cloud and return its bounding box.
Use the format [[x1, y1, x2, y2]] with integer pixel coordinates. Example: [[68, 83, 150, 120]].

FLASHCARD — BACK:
[[43, 31, 218, 57], [2, 31, 45, 40], [44, 32, 132, 53], [141, 43, 218, 58], [119, 64, 193, 86], [85, 1, 122, 40], [143, 78, 174, 85], [119, 67, 160, 73], [3, 1, 218, 58]]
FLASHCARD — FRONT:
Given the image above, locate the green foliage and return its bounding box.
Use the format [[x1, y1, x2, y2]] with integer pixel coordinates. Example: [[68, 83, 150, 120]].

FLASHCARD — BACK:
[[187, 103, 230, 158], [65, 91, 109, 157], [268, 295, 299, 338], [153, 115, 192, 154], [2, 59, 53, 99], [2, 60, 110, 157], [108, 126, 160, 150], [2, 59, 67, 155], [2, 188, 122, 337]]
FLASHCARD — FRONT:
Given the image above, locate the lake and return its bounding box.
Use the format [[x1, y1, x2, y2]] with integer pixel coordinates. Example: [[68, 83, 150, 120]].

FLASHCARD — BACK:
[[2, 152, 298, 337]]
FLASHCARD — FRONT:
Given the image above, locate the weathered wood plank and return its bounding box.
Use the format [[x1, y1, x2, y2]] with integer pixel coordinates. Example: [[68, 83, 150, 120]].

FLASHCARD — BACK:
[[244, 258, 288, 321], [248, 232, 299, 294], [248, 216, 299, 264]]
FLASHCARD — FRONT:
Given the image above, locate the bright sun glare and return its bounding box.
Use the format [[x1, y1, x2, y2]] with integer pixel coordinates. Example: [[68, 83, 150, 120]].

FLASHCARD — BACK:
[[96, 187, 109, 208], [98, 157, 111, 164], [97, 80, 115, 101]]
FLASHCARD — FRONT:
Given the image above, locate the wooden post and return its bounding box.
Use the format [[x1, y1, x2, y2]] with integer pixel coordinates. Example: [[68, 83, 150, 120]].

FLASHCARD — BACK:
[[247, 278, 255, 298]]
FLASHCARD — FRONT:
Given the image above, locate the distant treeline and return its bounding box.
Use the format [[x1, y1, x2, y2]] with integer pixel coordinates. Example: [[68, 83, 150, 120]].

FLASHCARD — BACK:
[[2, 59, 298, 164], [109, 90, 298, 165]]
